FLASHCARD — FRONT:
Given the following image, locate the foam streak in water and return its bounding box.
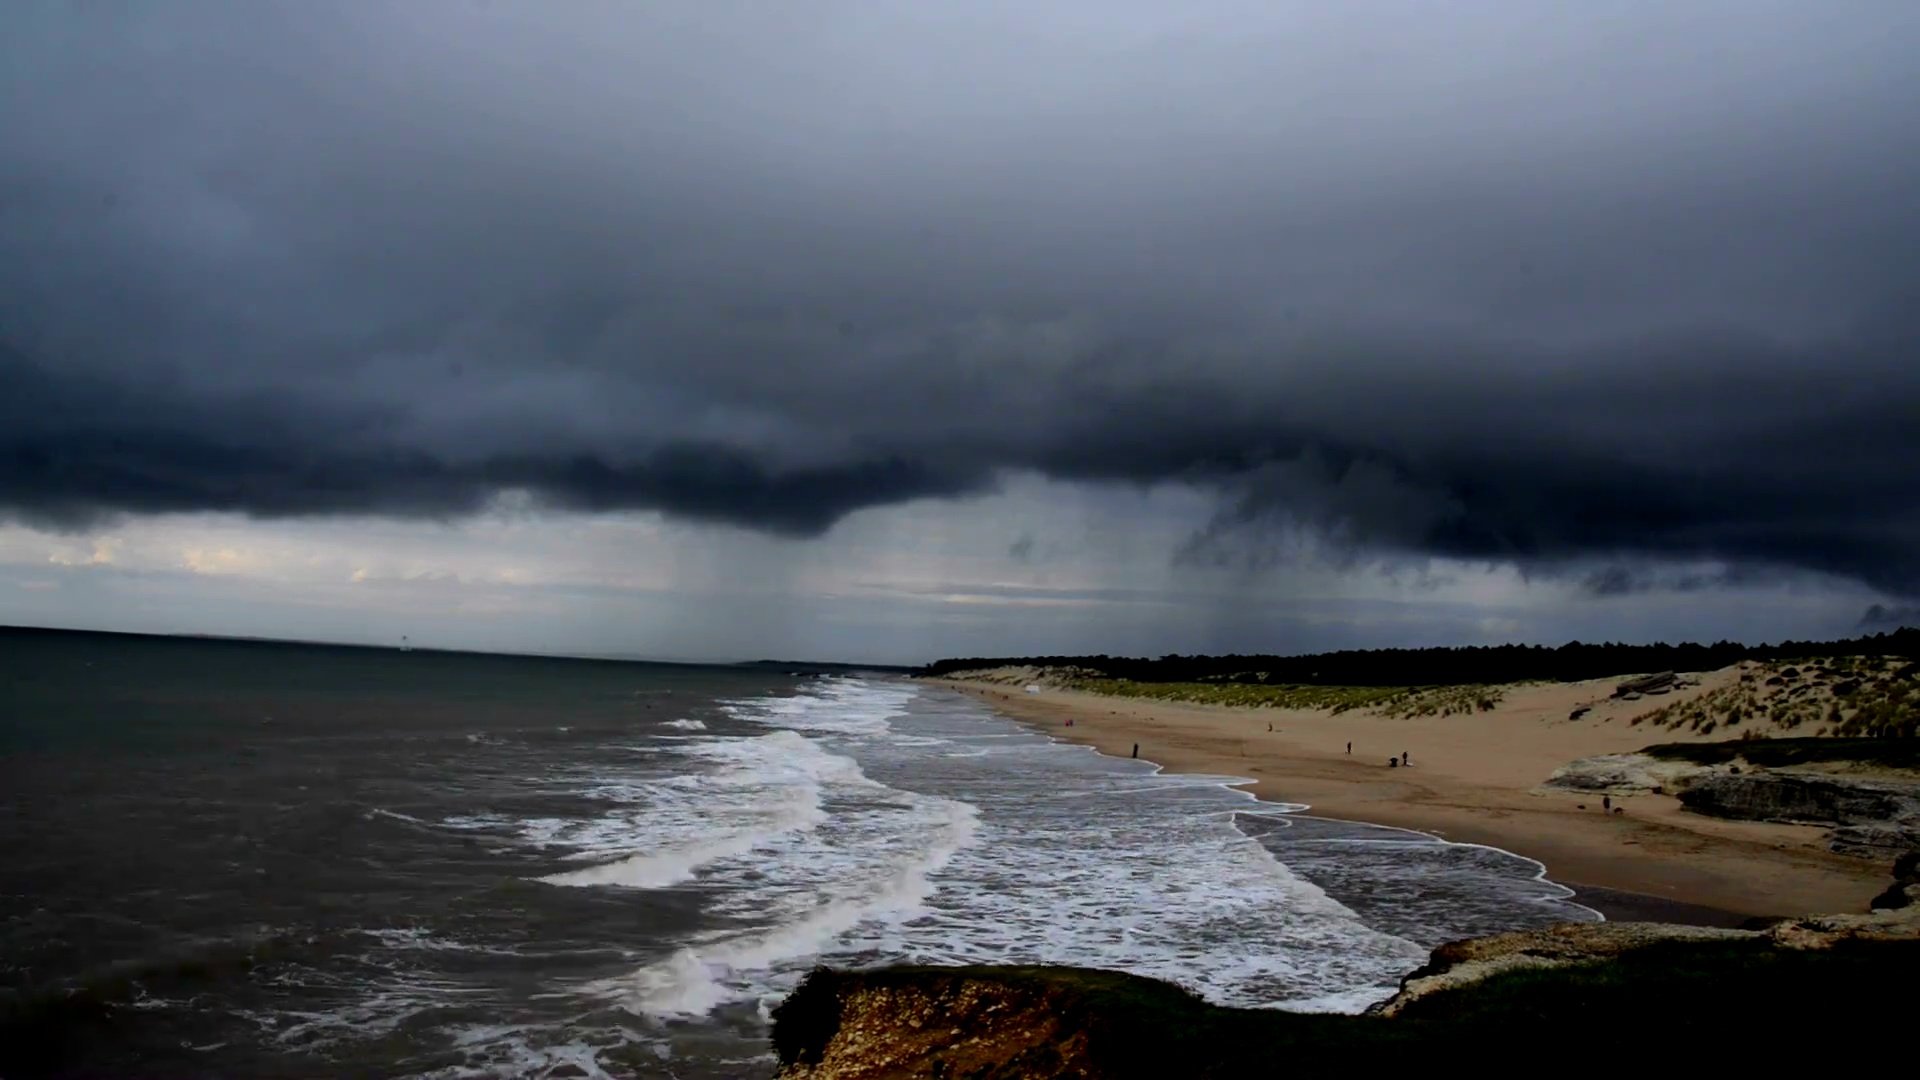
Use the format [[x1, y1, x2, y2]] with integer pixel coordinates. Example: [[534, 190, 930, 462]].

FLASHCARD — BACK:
[[537, 731, 850, 890], [607, 795, 979, 1018]]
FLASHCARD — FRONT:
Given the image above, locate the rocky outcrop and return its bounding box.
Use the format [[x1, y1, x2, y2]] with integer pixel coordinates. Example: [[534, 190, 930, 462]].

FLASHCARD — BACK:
[[1875, 882, 1920, 909], [772, 907, 1920, 1078], [1541, 752, 1691, 794], [1828, 823, 1920, 857], [773, 968, 1095, 1079], [1677, 770, 1920, 854], [1676, 770, 1914, 823], [1546, 751, 1920, 856], [1367, 906, 1920, 1017], [1613, 671, 1677, 697], [1871, 851, 1920, 910], [1367, 922, 1739, 1017]]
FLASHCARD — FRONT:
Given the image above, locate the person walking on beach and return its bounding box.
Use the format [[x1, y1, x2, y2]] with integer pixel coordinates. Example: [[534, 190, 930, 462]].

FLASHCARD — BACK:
[[1603, 795, 1612, 812], [1402, 750, 1409, 766], [1346, 741, 1351, 755]]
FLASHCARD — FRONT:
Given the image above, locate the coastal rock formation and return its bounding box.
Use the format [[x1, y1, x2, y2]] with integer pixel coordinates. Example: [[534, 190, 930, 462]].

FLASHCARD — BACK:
[[1677, 771, 1920, 854], [1829, 824, 1920, 858], [1366, 922, 1740, 1017], [1368, 906, 1920, 1016], [772, 968, 1094, 1079], [1546, 746, 1920, 856], [1676, 770, 1914, 823], [1870, 851, 1920, 910], [1613, 671, 1677, 697], [771, 908, 1920, 1078], [1541, 752, 1690, 794], [1872, 881, 1920, 909]]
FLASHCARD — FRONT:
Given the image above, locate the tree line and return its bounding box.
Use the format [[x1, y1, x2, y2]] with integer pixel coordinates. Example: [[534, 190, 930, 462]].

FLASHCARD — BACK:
[[917, 627, 1920, 687]]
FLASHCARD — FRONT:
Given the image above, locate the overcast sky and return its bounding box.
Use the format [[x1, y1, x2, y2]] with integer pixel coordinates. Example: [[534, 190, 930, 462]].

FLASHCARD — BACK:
[[3, 2, 1917, 663]]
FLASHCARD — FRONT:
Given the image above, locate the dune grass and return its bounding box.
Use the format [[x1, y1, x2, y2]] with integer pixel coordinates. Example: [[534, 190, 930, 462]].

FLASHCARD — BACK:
[[1630, 656, 1919, 738], [1058, 677, 1508, 717]]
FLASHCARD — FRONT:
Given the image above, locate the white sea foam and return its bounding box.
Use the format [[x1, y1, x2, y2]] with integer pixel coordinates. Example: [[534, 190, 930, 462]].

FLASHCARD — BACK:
[[465, 679, 980, 1021], [243, 968, 488, 1051], [536, 731, 855, 889], [722, 678, 919, 736], [662, 718, 706, 731], [420, 1023, 631, 1080], [601, 790, 980, 1018], [859, 793, 1424, 1011], [355, 928, 524, 956], [1277, 985, 1407, 1013]]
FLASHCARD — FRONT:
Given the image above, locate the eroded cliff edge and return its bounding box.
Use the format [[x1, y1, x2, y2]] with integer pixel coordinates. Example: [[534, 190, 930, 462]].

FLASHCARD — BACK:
[[771, 905, 1920, 1078], [1544, 738, 1920, 855]]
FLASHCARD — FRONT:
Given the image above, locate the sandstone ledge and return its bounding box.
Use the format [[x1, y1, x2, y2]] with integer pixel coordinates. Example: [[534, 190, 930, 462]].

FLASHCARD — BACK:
[[774, 907, 1920, 1079]]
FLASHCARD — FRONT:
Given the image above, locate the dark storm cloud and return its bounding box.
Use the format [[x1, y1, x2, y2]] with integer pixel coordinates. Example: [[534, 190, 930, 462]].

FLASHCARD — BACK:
[[1861, 604, 1920, 630], [4, 3, 1919, 591], [1582, 564, 1783, 598], [0, 344, 980, 533]]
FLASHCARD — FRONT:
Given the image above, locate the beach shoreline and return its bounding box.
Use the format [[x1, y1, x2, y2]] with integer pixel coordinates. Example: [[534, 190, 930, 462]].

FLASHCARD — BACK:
[[931, 677, 1888, 923]]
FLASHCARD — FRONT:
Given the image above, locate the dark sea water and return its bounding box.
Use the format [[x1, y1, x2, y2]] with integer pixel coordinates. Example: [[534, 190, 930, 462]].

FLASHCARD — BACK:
[[1, 628, 1596, 1078]]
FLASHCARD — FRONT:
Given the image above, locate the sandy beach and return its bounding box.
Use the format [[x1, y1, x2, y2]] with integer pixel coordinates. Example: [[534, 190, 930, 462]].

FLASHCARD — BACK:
[[935, 673, 1892, 921]]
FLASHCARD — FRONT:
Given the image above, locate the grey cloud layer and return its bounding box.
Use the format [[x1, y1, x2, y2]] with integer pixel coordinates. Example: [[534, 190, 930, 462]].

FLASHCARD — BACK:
[[4, 3, 1918, 591]]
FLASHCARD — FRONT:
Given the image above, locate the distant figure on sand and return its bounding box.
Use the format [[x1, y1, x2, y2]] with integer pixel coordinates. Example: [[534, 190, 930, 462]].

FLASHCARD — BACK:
[[1267, 722, 1272, 732], [1132, 743, 1139, 759], [1346, 741, 1351, 755], [1389, 755, 1400, 768], [1402, 750, 1409, 766], [1603, 796, 1612, 812]]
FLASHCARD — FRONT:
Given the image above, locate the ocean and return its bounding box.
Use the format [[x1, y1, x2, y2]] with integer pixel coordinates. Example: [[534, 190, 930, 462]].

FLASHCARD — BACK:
[[0, 629, 1596, 1077]]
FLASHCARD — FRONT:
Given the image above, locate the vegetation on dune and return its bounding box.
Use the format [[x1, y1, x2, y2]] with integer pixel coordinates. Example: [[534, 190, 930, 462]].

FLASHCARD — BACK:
[[920, 626, 1920, 688], [1376, 685, 1507, 718], [1056, 678, 1509, 717], [1630, 656, 1920, 739]]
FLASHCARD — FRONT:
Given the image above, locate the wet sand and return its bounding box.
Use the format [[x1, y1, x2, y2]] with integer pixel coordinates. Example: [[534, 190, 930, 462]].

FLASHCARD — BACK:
[[935, 676, 1889, 921]]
